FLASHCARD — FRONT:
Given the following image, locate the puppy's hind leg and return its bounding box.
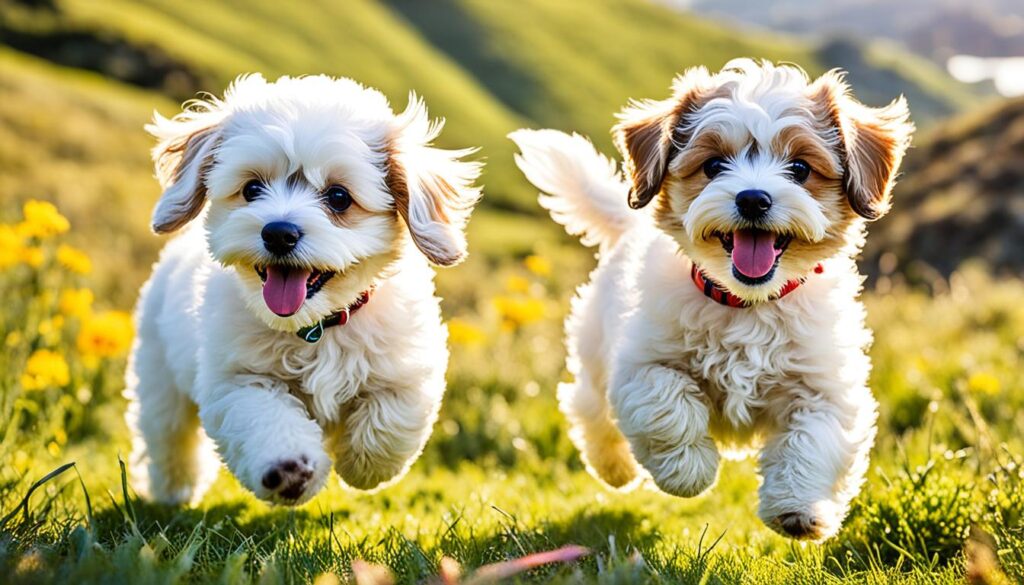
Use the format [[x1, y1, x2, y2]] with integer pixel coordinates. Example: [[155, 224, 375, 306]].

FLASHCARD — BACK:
[[559, 373, 640, 489], [126, 343, 218, 506]]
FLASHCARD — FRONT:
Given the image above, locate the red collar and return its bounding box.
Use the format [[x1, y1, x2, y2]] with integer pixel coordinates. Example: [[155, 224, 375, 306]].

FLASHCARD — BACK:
[[690, 263, 822, 308], [296, 289, 373, 343]]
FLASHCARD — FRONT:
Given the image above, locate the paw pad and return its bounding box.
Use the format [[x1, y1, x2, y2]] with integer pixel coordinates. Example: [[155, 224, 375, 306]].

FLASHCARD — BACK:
[[261, 456, 315, 502]]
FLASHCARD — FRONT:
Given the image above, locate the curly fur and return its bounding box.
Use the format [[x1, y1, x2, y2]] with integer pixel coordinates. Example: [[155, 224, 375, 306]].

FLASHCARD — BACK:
[[126, 74, 480, 506]]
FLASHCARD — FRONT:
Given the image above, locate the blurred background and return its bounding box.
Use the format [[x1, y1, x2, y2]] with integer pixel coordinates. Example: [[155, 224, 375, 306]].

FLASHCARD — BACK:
[[1, 0, 1021, 301], [0, 1, 1022, 582]]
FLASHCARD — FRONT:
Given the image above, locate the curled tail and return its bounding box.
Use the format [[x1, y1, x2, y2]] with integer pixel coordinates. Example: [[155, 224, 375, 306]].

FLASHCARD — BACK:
[[510, 129, 634, 251]]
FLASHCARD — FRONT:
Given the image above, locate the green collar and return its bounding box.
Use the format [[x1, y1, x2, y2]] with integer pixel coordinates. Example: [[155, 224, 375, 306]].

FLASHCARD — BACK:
[[295, 289, 372, 343]]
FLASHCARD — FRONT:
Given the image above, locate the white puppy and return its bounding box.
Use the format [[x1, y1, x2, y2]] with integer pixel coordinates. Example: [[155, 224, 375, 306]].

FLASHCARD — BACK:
[[126, 74, 480, 506], [510, 59, 913, 540]]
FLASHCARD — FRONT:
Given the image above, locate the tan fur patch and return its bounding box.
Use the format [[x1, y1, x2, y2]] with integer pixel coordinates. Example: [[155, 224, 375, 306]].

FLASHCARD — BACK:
[[152, 127, 219, 234]]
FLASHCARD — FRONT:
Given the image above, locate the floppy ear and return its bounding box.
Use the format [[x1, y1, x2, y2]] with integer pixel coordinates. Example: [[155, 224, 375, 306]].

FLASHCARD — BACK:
[[840, 98, 914, 220], [145, 104, 225, 234], [387, 94, 482, 266], [810, 73, 914, 220], [612, 68, 711, 209]]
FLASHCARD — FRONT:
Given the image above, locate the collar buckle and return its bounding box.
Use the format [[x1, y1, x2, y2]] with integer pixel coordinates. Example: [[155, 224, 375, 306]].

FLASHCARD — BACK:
[[295, 289, 372, 343]]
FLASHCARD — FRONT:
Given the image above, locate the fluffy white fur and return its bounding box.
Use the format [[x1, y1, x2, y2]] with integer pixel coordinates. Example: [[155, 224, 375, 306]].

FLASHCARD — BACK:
[[126, 74, 480, 506], [510, 59, 913, 540]]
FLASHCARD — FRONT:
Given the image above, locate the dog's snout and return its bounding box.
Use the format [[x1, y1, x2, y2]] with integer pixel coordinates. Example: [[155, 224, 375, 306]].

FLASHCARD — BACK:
[[736, 190, 772, 220], [261, 221, 302, 256]]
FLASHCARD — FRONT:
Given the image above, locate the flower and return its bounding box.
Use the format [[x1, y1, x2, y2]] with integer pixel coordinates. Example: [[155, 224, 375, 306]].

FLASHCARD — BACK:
[[56, 244, 92, 274], [493, 296, 545, 330], [59, 288, 95, 318], [19, 246, 45, 268], [967, 371, 1001, 396], [20, 349, 71, 391], [448, 318, 486, 346], [0, 224, 23, 268], [77, 310, 134, 358], [524, 254, 552, 277], [5, 331, 23, 348], [38, 315, 65, 338], [18, 200, 70, 239], [505, 275, 531, 294]]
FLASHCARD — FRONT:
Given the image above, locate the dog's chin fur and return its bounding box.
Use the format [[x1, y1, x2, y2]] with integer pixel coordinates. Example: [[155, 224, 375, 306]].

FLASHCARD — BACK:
[[511, 58, 913, 541], [126, 74, 480, 508]]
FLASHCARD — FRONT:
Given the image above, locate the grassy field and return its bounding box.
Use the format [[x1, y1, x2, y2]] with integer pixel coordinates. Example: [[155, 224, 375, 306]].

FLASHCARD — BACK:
[[1, 198, 1023, 584], [0, 1, 1022, 583]]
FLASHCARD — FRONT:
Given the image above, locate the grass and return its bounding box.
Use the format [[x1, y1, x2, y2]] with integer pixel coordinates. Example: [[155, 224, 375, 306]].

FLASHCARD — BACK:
[[0, 199, 1022, 583]]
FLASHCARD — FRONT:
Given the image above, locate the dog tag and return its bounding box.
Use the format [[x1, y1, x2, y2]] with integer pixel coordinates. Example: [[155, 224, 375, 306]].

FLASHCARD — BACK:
[[298, 320, 324, 343]]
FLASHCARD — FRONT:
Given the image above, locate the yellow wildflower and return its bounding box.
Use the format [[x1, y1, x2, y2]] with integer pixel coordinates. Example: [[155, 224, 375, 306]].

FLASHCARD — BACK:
[[967, 371, 1001, 396], [524, 255, 552, 277], [38, 315, 65, 338], [505, 275, 531, 294], [77, 310, 134, 358], [448, 318, 486, 346], [6, 330, 23, 347], [59, 288, 95, 318], [0, 224, 23, 268], [18, 200, 70, 238], [56, 244, 92, 274], [493, 296, 545, 330], [20, 246, 45, 268], [20, 349, 71, 390]]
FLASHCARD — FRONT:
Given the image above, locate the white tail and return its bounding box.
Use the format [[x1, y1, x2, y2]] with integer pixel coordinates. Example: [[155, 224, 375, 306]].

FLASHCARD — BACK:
[[509, 129, 634, 252]]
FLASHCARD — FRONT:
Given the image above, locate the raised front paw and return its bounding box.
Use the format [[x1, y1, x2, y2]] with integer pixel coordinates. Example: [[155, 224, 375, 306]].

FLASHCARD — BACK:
[[258, 455, 328, 505], [642, 439, 720, 498], [761, 501, 844, 541]]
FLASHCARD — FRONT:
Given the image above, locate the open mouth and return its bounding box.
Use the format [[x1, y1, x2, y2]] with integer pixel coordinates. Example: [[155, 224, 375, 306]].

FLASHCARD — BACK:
[[715, 229, 792, 286], [255, 265, 336, 317]]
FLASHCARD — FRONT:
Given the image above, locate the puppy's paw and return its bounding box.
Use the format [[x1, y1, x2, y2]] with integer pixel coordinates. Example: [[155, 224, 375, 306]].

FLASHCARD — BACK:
[[258, 454, 328, 505], [644, 440, 720, 498], [763, 501, 843, 541]]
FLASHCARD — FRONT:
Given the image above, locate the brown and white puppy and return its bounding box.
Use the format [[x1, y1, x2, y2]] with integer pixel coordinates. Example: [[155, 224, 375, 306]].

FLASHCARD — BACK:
[[511, 59, 913, 540]]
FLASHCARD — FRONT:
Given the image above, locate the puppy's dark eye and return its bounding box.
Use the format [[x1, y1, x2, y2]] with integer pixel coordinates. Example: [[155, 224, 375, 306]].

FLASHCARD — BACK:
[[242, 180, 264, 202], [703, 157, 729, 179], [787, 159, 811, 184], [323, 185, 353, 213]]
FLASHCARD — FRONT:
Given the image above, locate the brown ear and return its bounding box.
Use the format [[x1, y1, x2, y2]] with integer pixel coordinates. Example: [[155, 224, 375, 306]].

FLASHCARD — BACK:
[[842, 98, 914, 220], [809, 73, 914, 220], [146, 108, 224, 234], [388, 95, 482, 266], [612, 68, 711, 209]]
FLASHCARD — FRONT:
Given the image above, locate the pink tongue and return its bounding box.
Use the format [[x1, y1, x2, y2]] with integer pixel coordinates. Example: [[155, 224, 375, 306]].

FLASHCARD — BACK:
[[262, 266, 311, 316], [732, 229, 778, 278]]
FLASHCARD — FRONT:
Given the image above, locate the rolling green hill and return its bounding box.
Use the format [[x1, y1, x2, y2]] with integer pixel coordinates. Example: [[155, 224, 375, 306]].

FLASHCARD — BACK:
[[0, 0, 988, 301], [2, 0, 978, 210]]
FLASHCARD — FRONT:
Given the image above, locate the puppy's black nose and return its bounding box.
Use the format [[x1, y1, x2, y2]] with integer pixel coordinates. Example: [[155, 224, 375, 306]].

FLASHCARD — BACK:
[[736, 189, 772, 220], [261, 221, 302, 256]]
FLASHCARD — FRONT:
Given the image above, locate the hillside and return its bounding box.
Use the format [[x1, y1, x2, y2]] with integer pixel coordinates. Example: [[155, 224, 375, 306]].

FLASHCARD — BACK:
[[863, 97, 1024, 280], [0, 0, 996, 300], [390, 0, 980, 133], [2, 0, 979, 207]]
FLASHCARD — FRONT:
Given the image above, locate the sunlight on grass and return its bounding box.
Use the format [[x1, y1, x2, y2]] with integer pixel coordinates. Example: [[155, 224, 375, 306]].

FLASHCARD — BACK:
[[0, 199, 1021, 583]]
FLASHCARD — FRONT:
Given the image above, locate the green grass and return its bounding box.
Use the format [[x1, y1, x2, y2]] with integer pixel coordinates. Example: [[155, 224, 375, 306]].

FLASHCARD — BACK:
[[1, 209, 1023, 583]]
